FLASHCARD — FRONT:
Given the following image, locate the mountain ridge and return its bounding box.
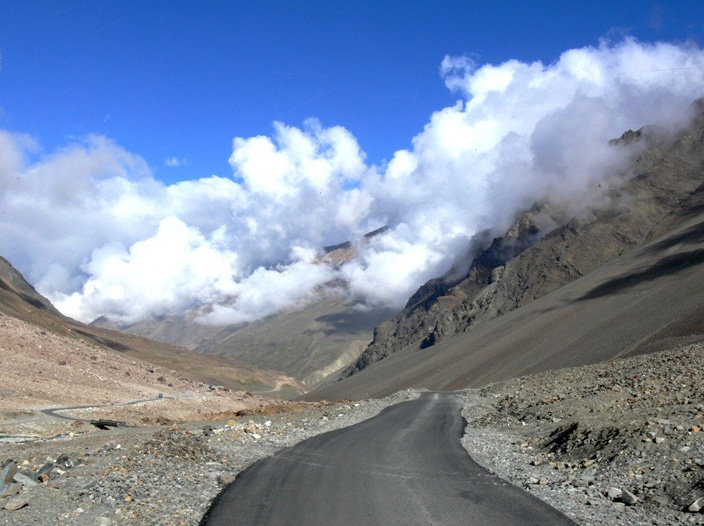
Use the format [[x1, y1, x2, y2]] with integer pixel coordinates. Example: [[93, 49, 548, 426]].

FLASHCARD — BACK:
[[0, 255, 304, 397], [340, 104, 704, 380]]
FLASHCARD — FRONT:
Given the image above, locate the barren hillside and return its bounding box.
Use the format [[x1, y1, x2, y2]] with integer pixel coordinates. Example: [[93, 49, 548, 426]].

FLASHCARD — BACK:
[[340, 100, 704, 380]]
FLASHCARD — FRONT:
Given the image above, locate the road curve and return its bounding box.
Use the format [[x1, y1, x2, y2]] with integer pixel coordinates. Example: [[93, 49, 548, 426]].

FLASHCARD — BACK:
[[200, 392, 576, 526], [40, 396, 168, 421]]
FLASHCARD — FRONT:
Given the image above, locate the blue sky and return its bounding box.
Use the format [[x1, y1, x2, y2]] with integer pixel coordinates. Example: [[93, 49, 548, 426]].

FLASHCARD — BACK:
[[2, 1, 704, 325], [1, 1, 701, 183]]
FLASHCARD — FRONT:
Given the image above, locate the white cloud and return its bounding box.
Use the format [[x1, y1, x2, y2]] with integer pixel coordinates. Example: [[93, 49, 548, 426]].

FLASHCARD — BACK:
[[2, 38, 704, 326], [53, 216, 240, 324]]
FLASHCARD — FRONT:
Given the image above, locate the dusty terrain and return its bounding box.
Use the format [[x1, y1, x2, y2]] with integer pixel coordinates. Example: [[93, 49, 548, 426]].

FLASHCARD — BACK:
[[0, 254, 304, 398], [3, 301, 704, 526], [0, 312, 288, 431]]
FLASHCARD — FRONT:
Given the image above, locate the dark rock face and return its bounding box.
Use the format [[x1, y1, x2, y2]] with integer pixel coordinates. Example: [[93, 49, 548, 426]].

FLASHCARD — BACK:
[[0, 257, 63, 317], [342, 100, 704, 378]]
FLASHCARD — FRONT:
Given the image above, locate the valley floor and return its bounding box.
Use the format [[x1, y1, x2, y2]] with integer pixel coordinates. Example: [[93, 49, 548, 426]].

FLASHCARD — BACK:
[[3, 343, 704, 525]]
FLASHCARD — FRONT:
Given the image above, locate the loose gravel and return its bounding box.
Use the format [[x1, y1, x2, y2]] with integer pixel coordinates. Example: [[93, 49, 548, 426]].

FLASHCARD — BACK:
[[461, 342, 704, 526], [0, 390, 418, 526]]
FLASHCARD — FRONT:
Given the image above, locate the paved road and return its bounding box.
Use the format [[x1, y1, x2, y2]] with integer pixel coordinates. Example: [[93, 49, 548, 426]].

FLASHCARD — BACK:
[[40, 396, 167, 421], [200, 392, 576, 525]]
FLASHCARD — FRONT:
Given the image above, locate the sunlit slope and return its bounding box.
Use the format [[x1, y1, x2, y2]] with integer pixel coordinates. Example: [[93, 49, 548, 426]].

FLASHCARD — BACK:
[[0, 256, 303, 397], [196, 292, 396, 386]]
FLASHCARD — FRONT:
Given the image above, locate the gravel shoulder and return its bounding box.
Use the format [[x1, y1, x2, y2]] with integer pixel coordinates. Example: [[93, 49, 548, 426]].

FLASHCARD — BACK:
[[461, 342, 704, 526], [0, 390, 418, 525]]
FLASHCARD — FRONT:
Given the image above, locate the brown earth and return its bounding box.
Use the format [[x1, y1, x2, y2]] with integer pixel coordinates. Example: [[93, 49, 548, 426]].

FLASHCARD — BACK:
[[0, 313, 291, 434], [0, 256, 304, 398]]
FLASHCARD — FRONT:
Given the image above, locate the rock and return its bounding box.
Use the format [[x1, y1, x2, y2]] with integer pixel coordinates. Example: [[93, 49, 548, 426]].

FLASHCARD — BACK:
[[37, 462, 54, 479], [13, 472, 38, 487], [4, 496, 28, 510], [688, 497, 704, 512], [217, 473, 236, 485], [621, 489, 638, 506], [607, 487, 622, 500], [571, 477, 590, 488], [55, 453, 77, 469], [650, 494, 671, 507], [0, 460, 17, 485], [0, 482, 21, 498]]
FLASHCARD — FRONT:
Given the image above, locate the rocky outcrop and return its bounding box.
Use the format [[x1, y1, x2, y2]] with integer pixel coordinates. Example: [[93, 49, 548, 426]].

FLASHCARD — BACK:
[[0, 256, 64, 318], [343, 100, 704, 378]]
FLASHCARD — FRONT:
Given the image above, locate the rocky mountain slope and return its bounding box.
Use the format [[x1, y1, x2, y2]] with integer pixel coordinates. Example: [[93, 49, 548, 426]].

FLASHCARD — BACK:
[[340, 100, 704, 380], [0, 256, 303, 398], [309, 201, 704, 401]]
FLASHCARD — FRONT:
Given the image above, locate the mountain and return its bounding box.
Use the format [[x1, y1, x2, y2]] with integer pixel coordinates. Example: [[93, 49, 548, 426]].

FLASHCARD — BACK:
[[309, 199, 704, 400], [194, 292, 396, 386], [0, 256, 304, 397], [306, 100, 704, 400], [107, 227, 394, 387], [338, 101, 704, 380]]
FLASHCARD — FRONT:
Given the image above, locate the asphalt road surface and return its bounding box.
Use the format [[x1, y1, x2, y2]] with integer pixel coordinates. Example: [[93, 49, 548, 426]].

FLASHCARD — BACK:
[[200, 392, 576, 525]]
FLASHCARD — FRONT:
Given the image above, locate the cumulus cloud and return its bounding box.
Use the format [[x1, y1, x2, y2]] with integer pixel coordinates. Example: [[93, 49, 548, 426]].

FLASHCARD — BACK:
[[2, 38, 704, 326]]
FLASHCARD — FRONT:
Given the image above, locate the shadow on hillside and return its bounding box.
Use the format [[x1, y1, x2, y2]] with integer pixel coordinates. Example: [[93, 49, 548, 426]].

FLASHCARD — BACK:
[[315, 307, 397, 336], [643, 219, 704, 255], [578, 249, 704, 300]]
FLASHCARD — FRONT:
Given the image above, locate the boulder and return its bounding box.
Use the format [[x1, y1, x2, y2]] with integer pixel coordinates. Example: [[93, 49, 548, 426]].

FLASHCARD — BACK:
[[0, 482, 21, 498], [621, 489, 638, 506], [13, 473, 38, 488], [37, 462, 54, 481], [607, 487, 622, 500]]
